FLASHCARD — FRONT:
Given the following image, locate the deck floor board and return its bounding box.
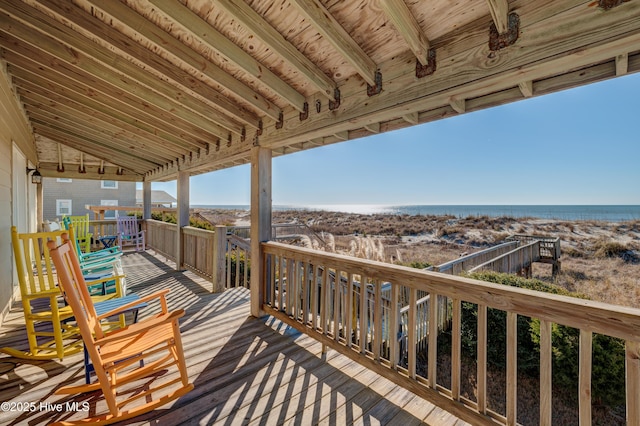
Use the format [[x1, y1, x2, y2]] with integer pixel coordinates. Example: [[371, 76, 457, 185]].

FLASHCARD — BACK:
[[0, 251, 464, 425]]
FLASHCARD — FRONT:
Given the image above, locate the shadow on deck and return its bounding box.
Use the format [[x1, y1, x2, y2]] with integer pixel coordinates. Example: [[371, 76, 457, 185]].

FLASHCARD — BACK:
[[0, 251, 466, 425]]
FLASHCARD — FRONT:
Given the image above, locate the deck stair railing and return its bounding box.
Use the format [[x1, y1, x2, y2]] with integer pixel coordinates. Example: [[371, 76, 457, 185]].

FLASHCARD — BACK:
[[435, 241, 519, 275], [261, 241, 640, 426]]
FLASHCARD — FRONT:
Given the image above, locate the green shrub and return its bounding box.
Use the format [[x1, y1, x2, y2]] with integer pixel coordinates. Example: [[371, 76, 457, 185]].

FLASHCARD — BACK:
[[464, 271, 626, 407]]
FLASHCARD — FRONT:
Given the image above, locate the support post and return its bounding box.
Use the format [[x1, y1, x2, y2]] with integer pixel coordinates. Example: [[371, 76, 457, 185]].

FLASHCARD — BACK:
[[176, 171, 189, 271], [212, 225, 227, 293], [142, 180, 152, 220], [36, 182, 43, 232], [250, 146, 272, 318]]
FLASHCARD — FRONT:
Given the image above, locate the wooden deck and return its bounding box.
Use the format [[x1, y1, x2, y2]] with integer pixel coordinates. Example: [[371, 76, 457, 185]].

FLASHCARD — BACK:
[[0, 251, 467, 426]]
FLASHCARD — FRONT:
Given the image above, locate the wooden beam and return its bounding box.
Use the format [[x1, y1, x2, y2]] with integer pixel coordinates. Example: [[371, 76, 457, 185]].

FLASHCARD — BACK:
[[379, 0, 431, 65], [89, 0, 280, 121], [616, 53, 629, 76], [290, 0, 378, 86], [147, 0, 307, 112], [486, 0, 510, 34], [518, 80, 534, 97], [214, 0, 336, 101], [333, 130, 348, 141]]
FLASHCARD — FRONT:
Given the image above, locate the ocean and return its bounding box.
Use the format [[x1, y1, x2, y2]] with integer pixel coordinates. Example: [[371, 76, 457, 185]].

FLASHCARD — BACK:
[[190, 204, 640, 222]]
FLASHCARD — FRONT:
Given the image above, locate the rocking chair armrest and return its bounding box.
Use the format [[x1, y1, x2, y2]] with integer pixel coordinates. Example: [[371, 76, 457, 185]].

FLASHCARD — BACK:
[[95, 308, 185, 346], [96, 289, 170, 320]]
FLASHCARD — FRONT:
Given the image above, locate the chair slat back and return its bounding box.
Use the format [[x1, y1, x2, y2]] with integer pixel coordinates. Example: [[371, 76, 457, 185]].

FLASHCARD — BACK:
[[116, 216, 139, 236], [11, 226, 65, 296], [64, 215, 91, 238], [47, 236, 103, 341]]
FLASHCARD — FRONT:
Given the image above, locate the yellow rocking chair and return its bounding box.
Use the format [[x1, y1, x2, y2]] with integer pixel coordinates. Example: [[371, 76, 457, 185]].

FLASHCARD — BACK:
[[1, 227, 125, 360], [48, 234, 193, 425]]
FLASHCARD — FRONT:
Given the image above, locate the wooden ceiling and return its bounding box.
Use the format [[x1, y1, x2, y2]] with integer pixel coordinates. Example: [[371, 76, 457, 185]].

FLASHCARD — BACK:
[[1, 0, 638, 182]]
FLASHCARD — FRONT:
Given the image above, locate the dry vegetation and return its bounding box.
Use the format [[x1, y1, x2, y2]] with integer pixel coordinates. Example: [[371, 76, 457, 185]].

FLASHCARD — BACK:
[[197, 208, 639, 424], [197, 207, 640, 307]]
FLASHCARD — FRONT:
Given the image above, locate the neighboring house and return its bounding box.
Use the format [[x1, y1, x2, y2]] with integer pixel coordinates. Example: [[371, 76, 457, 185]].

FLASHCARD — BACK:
[[135, 190, 177, 208], [43, 177, 136, 221]]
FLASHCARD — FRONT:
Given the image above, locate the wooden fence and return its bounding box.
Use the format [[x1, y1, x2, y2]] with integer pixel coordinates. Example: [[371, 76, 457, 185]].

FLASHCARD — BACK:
[[261, 241, 640, 426]]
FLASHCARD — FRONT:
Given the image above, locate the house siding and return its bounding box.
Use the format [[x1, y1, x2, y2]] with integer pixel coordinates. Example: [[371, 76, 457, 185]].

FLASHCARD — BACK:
[[0, 64, 37, 327], [43, 178, 137, 220]]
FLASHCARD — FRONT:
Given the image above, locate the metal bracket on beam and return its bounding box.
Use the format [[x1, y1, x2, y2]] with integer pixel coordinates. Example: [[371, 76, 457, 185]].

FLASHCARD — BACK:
[[315, 100, 321, 114], [329, 88, 341, 111], [598, 0, 628, 10], [215, 139, 220, 151], [227, 135, 232, 147], [241, 128, 246, 142], [489, 13, 519, 51], [299, 102, 309, 121], [416, 49, 437, 78], [276, 111, 284, 129], [367, 71, 382, 97], [257, 120, 263, 136]]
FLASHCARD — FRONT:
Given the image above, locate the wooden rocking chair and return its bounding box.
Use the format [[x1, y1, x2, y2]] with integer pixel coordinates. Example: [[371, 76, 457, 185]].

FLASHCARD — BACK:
[[47, 234, 192, 425], [2, 227, 126, 360], [116, 215, 145, 251], [63, 215, 93, 253]]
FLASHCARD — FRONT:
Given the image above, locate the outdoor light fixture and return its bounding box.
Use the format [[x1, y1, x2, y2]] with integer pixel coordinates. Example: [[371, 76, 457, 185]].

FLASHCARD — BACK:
[[26, 167, 42, 184]]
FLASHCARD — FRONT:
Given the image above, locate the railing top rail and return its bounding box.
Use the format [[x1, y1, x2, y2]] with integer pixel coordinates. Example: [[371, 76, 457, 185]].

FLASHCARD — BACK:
[[436, 241, 519, 272], [506, 234, 560, 243], [227, 234, 251, 251], [262, 241, 640, 341]]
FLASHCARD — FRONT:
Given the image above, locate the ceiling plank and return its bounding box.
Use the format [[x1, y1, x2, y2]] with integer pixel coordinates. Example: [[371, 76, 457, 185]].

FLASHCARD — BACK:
[[0, 2, 233, 140], [290, 0, 378, 86], [379, 0, 431, 65], [82, 0, 280, 124], [33, 123, 158, 173], [9, 65, 207, 155], [486, 0, 510, 34], [214, 0, 337, 101], [5, 54, 211, 153], [147, 0, 307, 112], [40, 0, 259, 131]]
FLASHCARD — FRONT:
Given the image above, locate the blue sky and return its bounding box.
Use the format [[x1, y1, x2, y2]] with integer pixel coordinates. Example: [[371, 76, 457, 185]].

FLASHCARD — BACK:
[[142, 73, 640, 206]]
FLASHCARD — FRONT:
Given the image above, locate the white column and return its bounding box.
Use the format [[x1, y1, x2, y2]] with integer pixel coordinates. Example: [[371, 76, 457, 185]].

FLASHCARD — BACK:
[[176, 171, 189, 271], [250, 146, 272, 317]]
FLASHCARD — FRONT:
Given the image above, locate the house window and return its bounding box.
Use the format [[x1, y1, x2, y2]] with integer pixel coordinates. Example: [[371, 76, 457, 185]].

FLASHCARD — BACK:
[[57, 178, 72, 183], [101, 180, 118, 189], [101, 200, 118, 219], [56, 199, 72, 216]]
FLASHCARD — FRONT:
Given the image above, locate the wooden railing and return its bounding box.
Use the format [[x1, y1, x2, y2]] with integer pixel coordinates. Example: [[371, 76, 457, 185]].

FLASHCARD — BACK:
[[260, 241, 640, 425], [226, 234, 250, 289], [435, 241, 519, 274], [144, 220, 250, 291], [469, 241, 540, 275], [230, 222, 325, 243], [145, 219, 177, 262]]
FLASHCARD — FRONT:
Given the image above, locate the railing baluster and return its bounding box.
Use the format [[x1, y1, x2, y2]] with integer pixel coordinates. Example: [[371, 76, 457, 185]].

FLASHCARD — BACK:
[[374, 280, 382, 361], [320, 267, 327, 336], [626, 341, 640, 424], [359, 275, 367, 354], [345, 273, 353, 348], [390, 282, 399, 369], [428, 292, 438, 388], [579, 330, 592, 426], [451, 298, 461, 400], [334, 269, 341, 341], [311, 264, 318, 330], [409, 287, 417, 379], [478, 304, 487, 414], [540, 319, 552, 426], [507, 311, 517, 425]]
